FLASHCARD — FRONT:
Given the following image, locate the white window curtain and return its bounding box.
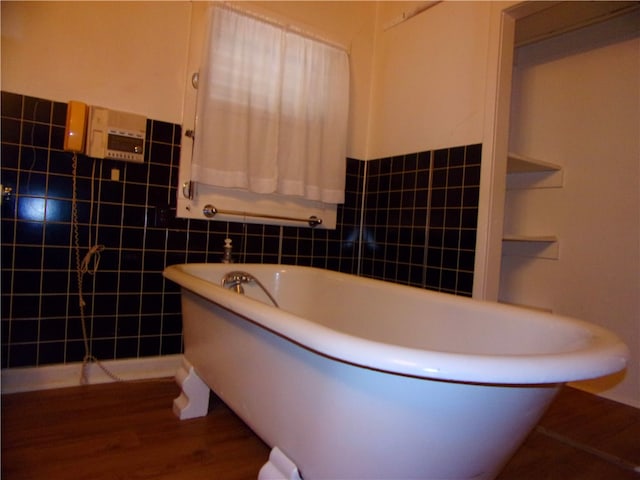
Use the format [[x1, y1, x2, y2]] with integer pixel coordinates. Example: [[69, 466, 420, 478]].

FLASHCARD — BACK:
[[191, 6, 350, 204]]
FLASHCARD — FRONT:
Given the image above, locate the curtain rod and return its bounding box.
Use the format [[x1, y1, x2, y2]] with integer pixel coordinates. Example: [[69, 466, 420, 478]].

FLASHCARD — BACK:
[[217, 2, 348, 53], [383, 1, 442, 31]]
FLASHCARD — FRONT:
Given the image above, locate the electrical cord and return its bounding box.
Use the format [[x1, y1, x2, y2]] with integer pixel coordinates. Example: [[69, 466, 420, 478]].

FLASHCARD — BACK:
[[71, 152, 122, 384]]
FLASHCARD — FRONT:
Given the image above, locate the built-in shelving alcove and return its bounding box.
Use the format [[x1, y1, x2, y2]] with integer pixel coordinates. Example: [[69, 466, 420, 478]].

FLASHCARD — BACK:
[[503, 152, 563, 250], [478, 0, 638, 406], [497, 0, 640, 298]]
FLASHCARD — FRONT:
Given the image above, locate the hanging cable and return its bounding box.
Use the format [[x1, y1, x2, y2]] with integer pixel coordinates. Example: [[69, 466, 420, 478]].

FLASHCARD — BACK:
[[71, 152, 121, 384]]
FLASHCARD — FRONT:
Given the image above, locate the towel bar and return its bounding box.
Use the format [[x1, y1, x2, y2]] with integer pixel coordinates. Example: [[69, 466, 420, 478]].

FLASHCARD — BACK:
[[202, 204, 323, 228]]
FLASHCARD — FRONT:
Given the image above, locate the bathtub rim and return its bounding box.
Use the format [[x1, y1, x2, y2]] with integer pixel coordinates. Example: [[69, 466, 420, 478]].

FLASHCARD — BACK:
[[163, 263, 629, 385]]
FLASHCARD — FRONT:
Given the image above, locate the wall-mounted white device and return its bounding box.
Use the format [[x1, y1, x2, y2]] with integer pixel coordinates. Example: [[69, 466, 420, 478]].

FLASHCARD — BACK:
[[85, 106, 146, 163]]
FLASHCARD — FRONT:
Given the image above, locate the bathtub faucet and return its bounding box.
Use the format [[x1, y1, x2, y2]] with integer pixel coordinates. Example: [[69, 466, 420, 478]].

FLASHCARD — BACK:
[[221, 271, 280, 308], [221, 271, 254, 294]]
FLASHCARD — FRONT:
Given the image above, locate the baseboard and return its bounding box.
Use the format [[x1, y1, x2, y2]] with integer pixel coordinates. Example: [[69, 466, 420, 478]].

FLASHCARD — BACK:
[[1, 354, 183, 394], [570, 375, 640, 410], [570, 385, 640, 410]]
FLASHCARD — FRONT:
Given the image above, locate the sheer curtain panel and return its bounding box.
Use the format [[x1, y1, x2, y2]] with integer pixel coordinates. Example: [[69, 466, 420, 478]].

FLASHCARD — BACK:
[[191, 6, 350, 204]]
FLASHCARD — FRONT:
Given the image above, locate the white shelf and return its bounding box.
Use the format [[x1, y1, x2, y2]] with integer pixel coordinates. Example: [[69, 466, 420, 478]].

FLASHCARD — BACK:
[[507, 153, 561, 173], [502, 235, 559, 259], [504, 153, 562, 258], [503, 234, 557, 243], [499, 300, 552, 313], [506, 153, 563, 189]]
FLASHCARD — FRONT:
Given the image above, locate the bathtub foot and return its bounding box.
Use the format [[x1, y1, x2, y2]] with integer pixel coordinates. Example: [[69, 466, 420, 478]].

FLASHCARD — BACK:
[[173, 357, 210, 420], [258, 447, 303, 480]]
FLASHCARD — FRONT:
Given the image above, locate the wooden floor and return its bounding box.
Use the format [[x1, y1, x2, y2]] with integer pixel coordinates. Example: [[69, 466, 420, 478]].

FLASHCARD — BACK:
[[2, 378, 639, 479]]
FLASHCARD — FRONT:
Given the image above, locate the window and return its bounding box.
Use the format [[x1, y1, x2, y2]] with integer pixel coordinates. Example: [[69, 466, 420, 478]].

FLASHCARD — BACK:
[[178, 5, 349, 229]]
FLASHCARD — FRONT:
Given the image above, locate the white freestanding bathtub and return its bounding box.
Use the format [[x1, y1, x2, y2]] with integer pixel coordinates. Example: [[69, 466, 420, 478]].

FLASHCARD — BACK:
[[163, 263, 628, 480]]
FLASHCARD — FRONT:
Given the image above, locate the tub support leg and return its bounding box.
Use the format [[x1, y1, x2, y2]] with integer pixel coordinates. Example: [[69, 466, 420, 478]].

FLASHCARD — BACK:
[[258, 447, 303, 480], [173, 357, 210, 420]]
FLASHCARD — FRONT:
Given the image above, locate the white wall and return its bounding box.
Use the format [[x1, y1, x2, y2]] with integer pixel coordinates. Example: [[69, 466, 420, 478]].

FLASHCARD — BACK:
[[500, 17, 640, 407], [367, 1, 493, 159], [0, 1, 377, 159], [1, 1, 192, 124], [1, 0, 496, 163]]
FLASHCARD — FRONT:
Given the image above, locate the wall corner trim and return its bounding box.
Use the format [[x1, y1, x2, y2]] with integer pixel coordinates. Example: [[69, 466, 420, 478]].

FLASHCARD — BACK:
[[1, 354, 183, 394]]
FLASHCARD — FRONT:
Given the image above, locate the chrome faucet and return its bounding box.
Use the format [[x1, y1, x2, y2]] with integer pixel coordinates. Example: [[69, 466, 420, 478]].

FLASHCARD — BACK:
[[221, 271, 254, 294], [220, 271, 280, 308]]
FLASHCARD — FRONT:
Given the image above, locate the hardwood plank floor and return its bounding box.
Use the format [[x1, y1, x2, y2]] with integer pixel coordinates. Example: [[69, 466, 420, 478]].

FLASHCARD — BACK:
[[2, 379, 269, 480], [498, 387, 640, 480], [2, 378, 639, 479]]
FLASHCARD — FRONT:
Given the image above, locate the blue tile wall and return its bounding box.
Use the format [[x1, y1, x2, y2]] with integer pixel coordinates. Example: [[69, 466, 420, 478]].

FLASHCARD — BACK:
[[1, 91, 479, 368], [361, 145, 480, 294]]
